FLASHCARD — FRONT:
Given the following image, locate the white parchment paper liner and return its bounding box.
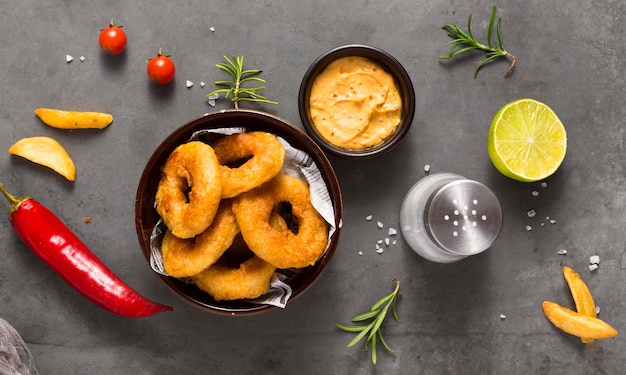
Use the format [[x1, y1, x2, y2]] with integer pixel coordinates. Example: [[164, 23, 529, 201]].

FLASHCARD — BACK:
[[149, 127, 336, 308]]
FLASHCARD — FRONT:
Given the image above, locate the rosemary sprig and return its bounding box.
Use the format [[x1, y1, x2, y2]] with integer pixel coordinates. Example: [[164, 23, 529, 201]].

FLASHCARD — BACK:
[[439, 5, 516, 78], [205, 55, 278, 109], [336, 278, 401, 365]]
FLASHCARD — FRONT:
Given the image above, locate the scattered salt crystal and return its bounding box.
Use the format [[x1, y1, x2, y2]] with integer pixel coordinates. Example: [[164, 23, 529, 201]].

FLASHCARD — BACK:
[[589, 264, 598, 271], [377, 221, 384, 229], [384, 238, 390, 246], [210, 26, 215, 32], [541, 182, 548, 188], [377, 239, 383, 245], [527, 209, 536, 218], [549, 219, 556, 225], [200, 82, 206, 87], [557, 249, 568, 255], [499, 314, 506, 320], [388, 228, 397, 236], [186, 80, 194, 88], [66, 54, 73, 62], [590, 255, 600, 265], [80, 56, 86, 62], [424, 164, 431, 173], [365, 215, 373, 221], [525, 225, 532, 231], [531, 190, 539, 197], [358, 251, 363, 256], [596, 306, 601, 315], [392, 240, 397, 245], [376, 248, 384, 254], [207, 93, 218, 106]]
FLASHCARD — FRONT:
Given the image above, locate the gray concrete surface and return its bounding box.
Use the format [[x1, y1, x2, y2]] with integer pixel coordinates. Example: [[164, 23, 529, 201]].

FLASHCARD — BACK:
[[0, 0, 625, 374]]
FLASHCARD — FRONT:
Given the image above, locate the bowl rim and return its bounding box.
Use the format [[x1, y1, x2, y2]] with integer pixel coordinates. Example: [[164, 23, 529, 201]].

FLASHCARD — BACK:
[[134, 109, 343, 316], [298, 44, 416, 159]]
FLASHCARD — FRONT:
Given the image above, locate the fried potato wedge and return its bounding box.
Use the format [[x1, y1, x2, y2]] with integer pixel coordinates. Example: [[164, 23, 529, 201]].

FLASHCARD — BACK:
[[542, 301, 617, 340], [9, 136, 76, 181], [563, 266, 596, 343], [35, 108, 113, 129]]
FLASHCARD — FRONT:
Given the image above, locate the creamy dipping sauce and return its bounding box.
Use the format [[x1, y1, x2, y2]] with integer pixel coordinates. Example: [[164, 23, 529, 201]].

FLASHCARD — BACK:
[[309, 56, 402, 150]]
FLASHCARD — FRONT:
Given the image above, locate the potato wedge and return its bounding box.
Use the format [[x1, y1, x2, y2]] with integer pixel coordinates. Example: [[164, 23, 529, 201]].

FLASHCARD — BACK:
[[9, 137, 76, 181], [542, 301, 617, 340], [563, 266, 596, 343], [35, 108, 113, 129]]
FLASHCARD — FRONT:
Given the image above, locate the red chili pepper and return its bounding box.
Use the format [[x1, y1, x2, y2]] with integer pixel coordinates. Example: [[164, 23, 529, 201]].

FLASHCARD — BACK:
[[0, 183, 173, 318]]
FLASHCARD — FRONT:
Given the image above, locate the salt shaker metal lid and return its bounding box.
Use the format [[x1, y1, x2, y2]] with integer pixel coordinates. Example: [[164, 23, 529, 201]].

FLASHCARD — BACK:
[[423, 179, 503, 256]]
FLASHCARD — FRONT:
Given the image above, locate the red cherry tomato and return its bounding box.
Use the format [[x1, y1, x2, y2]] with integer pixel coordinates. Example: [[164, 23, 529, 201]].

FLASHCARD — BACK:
[[147, 49, 176, 84], [98, 19, 127, 55]]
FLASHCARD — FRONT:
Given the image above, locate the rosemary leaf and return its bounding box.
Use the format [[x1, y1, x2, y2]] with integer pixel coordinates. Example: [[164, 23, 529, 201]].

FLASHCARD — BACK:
[[335, 323, 368, 332], [346, 326, 371, 348], [378, 330, 396, 354], [351, 309, 382, 322]]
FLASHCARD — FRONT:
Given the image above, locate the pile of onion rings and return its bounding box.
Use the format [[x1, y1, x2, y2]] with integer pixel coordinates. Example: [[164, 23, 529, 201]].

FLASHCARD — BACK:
[[154, 131, 330, 301]]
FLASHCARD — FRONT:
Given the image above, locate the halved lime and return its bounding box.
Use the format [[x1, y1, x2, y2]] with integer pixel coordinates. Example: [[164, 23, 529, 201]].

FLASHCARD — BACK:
[[488, 98, 567, 182]]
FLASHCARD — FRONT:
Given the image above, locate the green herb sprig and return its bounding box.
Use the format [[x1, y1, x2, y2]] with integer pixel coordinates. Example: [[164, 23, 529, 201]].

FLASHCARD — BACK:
[[336, 278, 401, 365], [439, 5, 516, 78], [205, 55, 278, 109]]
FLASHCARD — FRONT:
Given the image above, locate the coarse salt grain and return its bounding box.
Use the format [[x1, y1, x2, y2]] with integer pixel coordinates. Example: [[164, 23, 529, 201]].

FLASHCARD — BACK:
[[541, 182, 548, 188], [388, 228, 397, 236], [527, 209, 536, 218], [377, 221, 383, 229], [210, 26, 215, 32], [500, 314, 506, 319], [531, 190, 539, 196], [80, 56, 86, 62], [365, 215, 373, 221], [358, 251, 363, 256], [376, 248, 384, 254], [186, 80, 194, 88], [558, 249, 568, 255], [525, 225, 532, 231], [200, 82, 206, 87], [66, 54, 74, 62], [207, 93, 218, 107], [589, 264, 598, 271], [590, 255, 600, 265], [424, 164, 431, 173]]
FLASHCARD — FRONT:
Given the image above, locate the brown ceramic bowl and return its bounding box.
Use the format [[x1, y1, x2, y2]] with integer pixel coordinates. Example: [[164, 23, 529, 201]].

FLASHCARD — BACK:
[[135, 109, 343, 316], [298, 44, 416, 159]]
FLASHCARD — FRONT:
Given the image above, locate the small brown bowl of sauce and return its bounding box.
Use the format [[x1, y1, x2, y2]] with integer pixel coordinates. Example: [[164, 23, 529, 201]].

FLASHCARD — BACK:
[[298, 44, 416, 159]]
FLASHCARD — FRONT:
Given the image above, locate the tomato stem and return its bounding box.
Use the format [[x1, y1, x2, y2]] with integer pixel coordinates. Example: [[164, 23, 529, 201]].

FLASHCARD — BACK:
[[0, 183, 29, 218]]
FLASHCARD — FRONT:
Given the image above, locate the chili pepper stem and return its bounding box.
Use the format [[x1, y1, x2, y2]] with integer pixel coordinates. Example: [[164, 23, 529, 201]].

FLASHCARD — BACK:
[[0, 183, 29, 218]]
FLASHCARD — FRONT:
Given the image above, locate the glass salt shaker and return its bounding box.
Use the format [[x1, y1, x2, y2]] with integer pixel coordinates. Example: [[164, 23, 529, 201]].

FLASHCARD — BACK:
[[400, 173, 503, 263]]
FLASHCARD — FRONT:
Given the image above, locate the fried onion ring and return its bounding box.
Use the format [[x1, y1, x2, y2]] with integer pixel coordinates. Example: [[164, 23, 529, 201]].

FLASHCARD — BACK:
[[232, 173, 329, 269], [192, 255, 276, 301], [212, 132, 285, 199], [155, 141, 221, 239], [161, 200, 239, 278]]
